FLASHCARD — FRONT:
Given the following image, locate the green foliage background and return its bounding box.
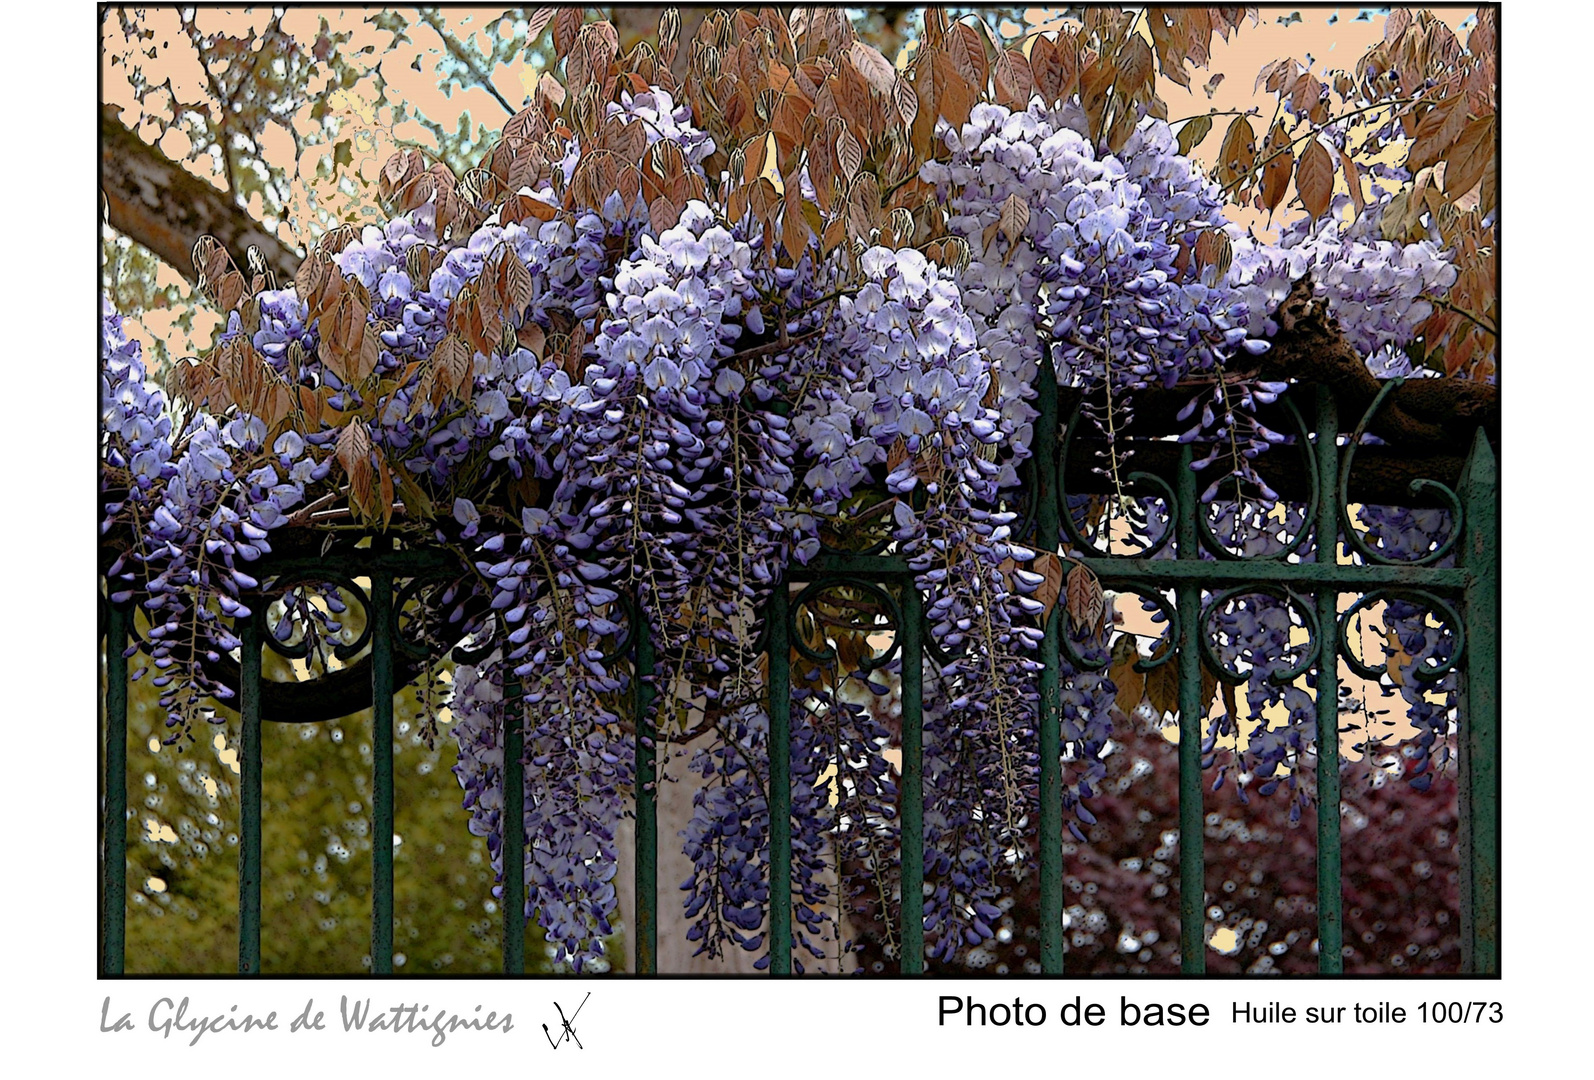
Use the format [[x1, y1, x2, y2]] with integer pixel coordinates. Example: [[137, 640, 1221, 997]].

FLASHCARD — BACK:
[[113, 606, 587, 974]]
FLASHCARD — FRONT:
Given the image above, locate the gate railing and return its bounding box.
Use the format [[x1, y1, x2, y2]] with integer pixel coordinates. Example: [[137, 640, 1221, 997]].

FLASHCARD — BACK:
[[99, 371, 1498, 976]]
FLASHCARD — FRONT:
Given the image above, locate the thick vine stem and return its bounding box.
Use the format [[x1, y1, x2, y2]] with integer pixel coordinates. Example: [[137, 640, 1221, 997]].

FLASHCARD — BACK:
[[1251, 276, 1498, 452]]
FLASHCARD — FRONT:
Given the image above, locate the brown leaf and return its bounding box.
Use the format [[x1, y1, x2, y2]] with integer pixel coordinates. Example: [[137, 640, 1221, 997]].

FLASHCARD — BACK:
[[433, 333, 473, 407], [1217, 115, 1257, 190], [847, 40, 897, 96], [1176, 114, 1212, 157], [336, 418, 375, 518], [1259, 122, 1293, 213], [377, 457, 396, 530], [1080, 56, 1117, 133], [1033, 550, 1065, 623], [1142, 637, 1217, 722], [1442, 113, 1495, 201], [1143, 641, 1178, 718], [649, 195, 680, 233], [1193, 228, 1232, 279], [1296, 138, 1334, 220], [998, 191, 1030, 248], [500, 249, 534, 321], [944, 21, 988, 89], [782, 178, 811, 260], [1408, 94, 1470, 171], [993, 48, 1032, 109], [1028, 35, 1064, 104], [893, 76, 919, 128], [1339, 148, 1365, 216], [1065, 560, 1105, 633], [1117, 35, 1155, 96], [845, 173, 881, 242], [835, 124, 862, 183], [657, 7, 681, 66], [1107, 633, 1146, 717], [553, 6, 584, 59]]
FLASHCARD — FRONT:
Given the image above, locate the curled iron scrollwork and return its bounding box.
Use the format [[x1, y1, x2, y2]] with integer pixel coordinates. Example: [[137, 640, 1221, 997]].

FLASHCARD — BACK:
[[1055, 398, 1177, 560], [1339, 378, 1463, 567], [788, 578, 905, 673], [1337, 588, 1465, 684], [1195, 394, 1320, 562], [1198, 585, 1321, 687]]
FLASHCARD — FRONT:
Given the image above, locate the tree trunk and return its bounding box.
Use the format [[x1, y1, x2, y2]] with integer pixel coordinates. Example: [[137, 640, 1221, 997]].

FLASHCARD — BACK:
[[101, 104, 301, 286]]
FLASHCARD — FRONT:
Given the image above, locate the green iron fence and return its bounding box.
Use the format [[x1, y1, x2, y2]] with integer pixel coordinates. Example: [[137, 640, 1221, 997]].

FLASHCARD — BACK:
[[99, 369, 1498, 976]]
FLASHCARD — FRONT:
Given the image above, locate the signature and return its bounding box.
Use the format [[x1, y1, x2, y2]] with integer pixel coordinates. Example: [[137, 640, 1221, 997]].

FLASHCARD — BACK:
[[542, 993, 589, 1049]]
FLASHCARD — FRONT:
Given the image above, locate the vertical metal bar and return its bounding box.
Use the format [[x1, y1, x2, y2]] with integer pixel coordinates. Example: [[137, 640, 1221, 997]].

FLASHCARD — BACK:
[[766, 584, 792, 974], [501, 674, 525, 974], [633, 604, 657, 975], [1313, 385, 1344, 974], [1175, 443, 1206, 973], [102, 601, 129, 976], [370, 547, 395, 974], [1458, 429, 1498, 974], [238, 607, 263, 974], [1035, 357, 1064, 974], [899, 582, 924, 975]]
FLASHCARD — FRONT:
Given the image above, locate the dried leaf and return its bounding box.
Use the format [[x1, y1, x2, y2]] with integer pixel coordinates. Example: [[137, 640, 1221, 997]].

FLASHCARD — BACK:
[[657, 7, 681, 66], [1260, 121, 1294, 213], [553, 6, 584, 59], [1217, 115, 1257, 189], [1296, 138, 1334, 220], [835, 124, 862, 183], [1065, 560, 1105, 633], [1176, 114, 1212, 157], [1107, 633, 1145, 716], [336, 418, 375, 518], [1118, 35, 1154, 95], [1033, 550, 1065, 623], [1193, 228, 1233, 279], [433, 333, 473, 406], [1340, 147, 1365, 216], [847, 40, 897, 95], [1443, 113, 1495, 200], [998, 191, 1030, 247]]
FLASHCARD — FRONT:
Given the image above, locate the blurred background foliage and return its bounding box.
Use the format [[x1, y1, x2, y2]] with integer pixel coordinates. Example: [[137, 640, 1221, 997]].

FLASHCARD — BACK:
[[116, 587, 571, 974]]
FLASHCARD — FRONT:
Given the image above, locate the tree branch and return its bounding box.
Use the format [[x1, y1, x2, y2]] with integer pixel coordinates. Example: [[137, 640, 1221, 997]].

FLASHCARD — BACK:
[[100, 104, 301, 285]]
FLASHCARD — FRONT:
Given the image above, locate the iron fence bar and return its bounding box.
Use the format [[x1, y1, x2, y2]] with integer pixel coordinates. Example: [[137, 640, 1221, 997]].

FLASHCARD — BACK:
[[1175, 443, 1206, 973], [238, 607, 263, 974], [370, 544, 395, 974], [502, 674, 525, 974], [1075, 560, 1467, 590], [102, 601, 128, 976], [804, 553, 1466, 591], [1313, 386, 1344, 974], [1035, 358, 1065, 974], [1459, 430, 1499, 974], [767, 583, 792, 974], [634, 606, 658, 975], [899, 582, 925, 974]]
